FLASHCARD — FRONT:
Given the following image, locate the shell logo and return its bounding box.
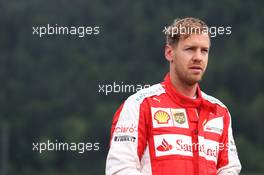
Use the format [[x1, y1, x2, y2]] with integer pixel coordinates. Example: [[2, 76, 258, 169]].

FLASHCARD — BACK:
[[154, 110, 170, 124]]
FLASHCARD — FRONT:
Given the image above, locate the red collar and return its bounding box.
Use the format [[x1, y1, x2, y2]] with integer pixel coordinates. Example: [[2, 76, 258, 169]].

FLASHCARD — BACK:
[[162, 73, 216, 112]]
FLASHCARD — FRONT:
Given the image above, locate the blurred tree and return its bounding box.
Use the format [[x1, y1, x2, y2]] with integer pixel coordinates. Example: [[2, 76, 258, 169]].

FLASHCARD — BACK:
[[0, 0, 263, 174]]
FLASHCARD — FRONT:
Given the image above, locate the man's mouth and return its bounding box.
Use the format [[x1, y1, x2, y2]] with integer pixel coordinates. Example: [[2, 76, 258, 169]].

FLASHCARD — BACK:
[[189, 66, 203, 71]]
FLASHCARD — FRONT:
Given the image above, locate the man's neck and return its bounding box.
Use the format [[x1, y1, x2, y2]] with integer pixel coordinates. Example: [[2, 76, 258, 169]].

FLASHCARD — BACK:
[[170, 72, 198, 98]]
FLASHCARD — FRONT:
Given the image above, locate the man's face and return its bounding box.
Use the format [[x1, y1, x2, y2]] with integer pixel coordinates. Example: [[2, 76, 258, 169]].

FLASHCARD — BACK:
[[169, 34, 210, 86]]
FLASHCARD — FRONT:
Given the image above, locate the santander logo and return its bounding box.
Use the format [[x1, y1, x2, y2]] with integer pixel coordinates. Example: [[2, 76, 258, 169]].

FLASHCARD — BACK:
[[156, 139, 173, 151]]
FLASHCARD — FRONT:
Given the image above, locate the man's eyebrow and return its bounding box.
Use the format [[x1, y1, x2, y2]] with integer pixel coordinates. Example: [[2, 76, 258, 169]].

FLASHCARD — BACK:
[[183, 44, 209, 49], [183, 45, 198, 48]]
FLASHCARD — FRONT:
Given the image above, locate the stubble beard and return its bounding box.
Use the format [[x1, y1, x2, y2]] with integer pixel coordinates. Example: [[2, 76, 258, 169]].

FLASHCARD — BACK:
[[175, 68, 204, 86]]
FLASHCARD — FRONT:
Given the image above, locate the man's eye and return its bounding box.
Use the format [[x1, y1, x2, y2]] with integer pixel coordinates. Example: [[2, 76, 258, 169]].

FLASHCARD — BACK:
[[202, 49, 209, 53]]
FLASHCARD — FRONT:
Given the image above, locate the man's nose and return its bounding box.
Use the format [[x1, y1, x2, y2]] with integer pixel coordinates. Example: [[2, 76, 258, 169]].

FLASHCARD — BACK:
[[192, 50, 202, 62]]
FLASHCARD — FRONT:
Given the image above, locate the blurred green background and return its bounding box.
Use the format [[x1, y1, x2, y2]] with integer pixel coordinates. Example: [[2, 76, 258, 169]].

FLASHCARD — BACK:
[[0, 0, 263, 174]]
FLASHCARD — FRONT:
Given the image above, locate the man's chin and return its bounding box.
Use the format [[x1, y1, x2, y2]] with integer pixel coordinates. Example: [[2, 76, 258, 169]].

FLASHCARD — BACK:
[[186, 77, 202, 86]]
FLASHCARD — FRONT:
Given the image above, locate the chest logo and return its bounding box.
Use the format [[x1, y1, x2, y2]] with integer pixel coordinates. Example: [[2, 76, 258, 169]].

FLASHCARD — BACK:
[[156, 139, 173, 151], [173, 111, 186, 124], [154, 110, 170, 124], [204, 117, 223, 135]]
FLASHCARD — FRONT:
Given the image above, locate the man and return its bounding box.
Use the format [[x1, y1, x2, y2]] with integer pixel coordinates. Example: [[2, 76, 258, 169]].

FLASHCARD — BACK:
[[105, 17, 241, 175]]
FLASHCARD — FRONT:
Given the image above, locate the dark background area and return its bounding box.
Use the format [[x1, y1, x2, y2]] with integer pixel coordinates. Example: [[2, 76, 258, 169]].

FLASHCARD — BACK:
[[0, 0, 263, 175]]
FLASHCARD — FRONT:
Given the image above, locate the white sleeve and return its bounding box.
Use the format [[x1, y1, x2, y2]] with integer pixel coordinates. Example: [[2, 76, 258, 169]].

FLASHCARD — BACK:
[[217, 111, 242, 175], [105, 98, 144, 175]]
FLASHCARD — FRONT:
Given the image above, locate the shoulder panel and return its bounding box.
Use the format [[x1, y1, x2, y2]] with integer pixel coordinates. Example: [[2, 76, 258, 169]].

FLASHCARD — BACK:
[[201, 91, 227, 108], [129, 83, 165, 103]]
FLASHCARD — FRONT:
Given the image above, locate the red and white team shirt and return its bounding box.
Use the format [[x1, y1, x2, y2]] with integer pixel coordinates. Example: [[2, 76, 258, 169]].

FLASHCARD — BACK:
[[106, 74, 241, 175]]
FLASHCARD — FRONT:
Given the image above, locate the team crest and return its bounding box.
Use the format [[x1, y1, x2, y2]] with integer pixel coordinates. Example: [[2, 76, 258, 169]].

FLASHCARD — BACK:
[[173, 111, 186, 124]]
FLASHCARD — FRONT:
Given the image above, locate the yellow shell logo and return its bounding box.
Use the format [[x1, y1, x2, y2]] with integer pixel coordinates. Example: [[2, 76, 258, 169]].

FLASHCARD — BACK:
[[154, 110, 170, 124]]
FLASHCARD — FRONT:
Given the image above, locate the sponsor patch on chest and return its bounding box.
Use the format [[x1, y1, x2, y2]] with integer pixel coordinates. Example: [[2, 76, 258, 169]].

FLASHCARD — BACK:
[[204, 117, 223, 135], [151, 108, 189, 128], [153, 134, 219, 162]]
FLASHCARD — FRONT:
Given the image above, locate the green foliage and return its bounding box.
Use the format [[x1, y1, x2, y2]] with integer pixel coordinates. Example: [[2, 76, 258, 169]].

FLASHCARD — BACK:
[[0, 0, 263, 174]]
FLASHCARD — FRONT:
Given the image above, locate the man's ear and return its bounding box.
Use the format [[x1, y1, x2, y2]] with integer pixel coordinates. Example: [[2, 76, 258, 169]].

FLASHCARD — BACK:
[[165, 44, 174, 62]]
